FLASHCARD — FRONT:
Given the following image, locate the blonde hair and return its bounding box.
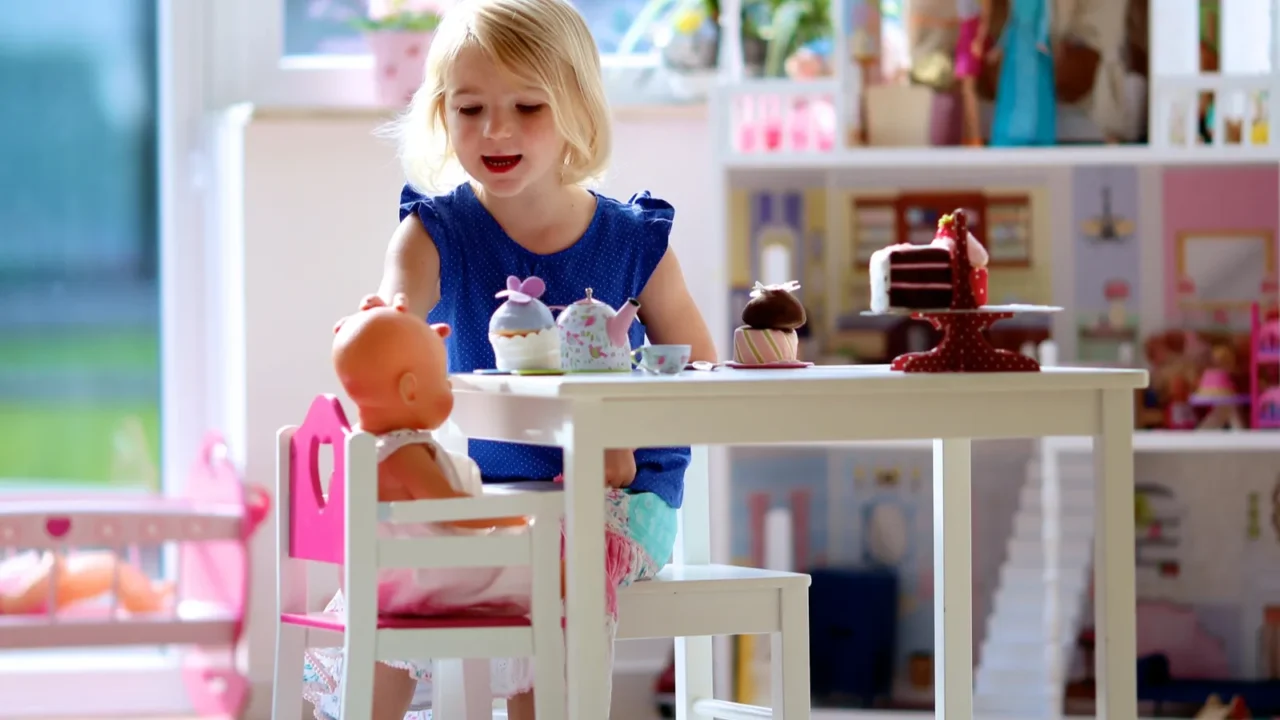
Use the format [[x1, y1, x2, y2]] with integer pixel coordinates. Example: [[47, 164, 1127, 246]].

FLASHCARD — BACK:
[[389, 0, 611, 193]]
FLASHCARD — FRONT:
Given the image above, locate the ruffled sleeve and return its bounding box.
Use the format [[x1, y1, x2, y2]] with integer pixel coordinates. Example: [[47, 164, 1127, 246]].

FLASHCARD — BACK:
[[625, 191, 675, 296], [398, 184, 458, 313]]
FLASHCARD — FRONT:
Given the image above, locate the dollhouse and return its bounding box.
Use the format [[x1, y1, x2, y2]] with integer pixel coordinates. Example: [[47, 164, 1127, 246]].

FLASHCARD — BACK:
[[704, 0, 1280, 715]]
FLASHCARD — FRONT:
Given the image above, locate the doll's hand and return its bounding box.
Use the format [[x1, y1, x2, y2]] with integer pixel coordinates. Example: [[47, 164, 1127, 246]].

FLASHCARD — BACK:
[[605, 448, 637, 489], [985, 46, 1003, 64], [1037, 42, 1050, 55]]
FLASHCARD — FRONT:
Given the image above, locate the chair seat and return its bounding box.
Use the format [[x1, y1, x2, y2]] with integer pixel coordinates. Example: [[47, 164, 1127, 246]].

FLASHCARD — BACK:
[[616, 563, 810, 640], [280, 611, 531, 632]]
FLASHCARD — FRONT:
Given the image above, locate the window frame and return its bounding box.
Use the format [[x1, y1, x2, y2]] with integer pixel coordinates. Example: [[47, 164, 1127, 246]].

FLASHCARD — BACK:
[[0, 0, 219, 714], [210, 0, 667, 108]]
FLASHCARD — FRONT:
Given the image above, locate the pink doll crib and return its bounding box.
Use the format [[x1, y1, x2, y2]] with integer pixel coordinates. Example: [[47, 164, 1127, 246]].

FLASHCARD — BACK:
[[0, 431, 269, 718], [272, 394, 566, 720]]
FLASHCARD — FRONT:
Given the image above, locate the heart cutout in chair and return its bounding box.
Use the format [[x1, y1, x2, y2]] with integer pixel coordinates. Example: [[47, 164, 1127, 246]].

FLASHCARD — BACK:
[[45, 517, 71, 538]]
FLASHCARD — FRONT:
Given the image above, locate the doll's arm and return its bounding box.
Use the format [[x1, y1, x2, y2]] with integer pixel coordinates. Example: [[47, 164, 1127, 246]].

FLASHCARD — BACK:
[[380, 446, 528, 530]]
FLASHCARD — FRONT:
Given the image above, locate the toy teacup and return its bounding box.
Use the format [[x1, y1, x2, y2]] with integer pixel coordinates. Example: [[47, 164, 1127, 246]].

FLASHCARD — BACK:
[[632, 344, 691, 375]]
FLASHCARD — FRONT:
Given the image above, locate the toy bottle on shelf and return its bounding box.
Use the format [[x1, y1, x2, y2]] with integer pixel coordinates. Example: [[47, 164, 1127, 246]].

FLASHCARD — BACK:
[[1249, 302, 1280, 429]]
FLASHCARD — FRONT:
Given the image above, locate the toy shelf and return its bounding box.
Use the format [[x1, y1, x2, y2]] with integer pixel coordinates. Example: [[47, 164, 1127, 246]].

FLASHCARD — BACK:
[[709, 0, 1280, 169], [1043, 429, 1280, 455]]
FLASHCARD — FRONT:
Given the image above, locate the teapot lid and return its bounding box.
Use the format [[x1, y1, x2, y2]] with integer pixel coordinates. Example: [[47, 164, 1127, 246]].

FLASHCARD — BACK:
[[575, 287, 598, 304]]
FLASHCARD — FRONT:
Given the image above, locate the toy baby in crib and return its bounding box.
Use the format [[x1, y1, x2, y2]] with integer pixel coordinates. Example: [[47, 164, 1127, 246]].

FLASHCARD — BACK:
[[0, 550, 171, 615]]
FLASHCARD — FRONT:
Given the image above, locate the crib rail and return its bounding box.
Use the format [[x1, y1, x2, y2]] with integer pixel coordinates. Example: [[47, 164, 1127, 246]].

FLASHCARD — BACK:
[[0, 501, 247, 548]]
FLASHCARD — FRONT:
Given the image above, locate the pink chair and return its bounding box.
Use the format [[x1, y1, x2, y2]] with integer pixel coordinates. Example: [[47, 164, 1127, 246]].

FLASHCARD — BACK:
[[271, 395, 565, 720]]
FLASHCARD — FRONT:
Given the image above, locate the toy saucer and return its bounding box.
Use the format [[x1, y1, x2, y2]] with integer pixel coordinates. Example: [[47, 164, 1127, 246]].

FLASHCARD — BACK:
[[473, 368, 566, 376], [724, 361, 814, 370]]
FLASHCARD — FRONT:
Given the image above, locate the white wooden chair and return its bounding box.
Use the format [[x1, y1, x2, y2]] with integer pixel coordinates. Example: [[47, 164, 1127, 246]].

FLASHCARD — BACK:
[[271, 395, 565, 720], [463, 445, 814, 720], [615, 447, 812, 720]]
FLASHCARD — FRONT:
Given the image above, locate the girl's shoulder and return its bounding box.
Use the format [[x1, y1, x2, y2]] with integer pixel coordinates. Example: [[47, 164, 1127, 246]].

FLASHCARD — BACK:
[[593, 190, 675, 229], [398, 183, 471, 226]]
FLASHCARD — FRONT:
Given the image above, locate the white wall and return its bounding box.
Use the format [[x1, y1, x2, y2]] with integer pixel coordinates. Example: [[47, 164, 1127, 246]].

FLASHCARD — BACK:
[[214, 106, 716, 719]]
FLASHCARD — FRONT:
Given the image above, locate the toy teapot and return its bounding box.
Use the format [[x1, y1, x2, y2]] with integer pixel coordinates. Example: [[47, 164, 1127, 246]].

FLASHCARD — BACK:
[[557, 287, 641, 372]]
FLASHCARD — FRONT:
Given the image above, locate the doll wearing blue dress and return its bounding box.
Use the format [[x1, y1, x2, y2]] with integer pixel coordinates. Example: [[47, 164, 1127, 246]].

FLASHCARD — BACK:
[[989, 0, 1056, 147]]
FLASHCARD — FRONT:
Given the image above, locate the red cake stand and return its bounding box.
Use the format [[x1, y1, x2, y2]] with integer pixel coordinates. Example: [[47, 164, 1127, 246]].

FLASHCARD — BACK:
[[866, 304, 1062, 372], [862, 210, 1062, 374]]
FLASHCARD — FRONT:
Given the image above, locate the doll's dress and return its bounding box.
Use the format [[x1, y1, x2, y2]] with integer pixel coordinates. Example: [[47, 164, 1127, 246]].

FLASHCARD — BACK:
[[370, 428, 531, 617], [301, 429, 533, 718]]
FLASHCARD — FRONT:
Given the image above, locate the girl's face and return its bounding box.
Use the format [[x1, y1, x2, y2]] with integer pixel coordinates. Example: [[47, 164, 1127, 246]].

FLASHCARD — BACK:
[[444, 46, 565, 198]]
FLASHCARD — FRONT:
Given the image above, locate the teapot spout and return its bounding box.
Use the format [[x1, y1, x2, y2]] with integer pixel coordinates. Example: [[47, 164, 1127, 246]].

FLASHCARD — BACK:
[[607, 298, 641, 348]]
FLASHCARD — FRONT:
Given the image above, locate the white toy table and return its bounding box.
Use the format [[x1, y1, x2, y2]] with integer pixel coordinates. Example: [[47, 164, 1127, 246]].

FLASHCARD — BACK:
[[449, 364, 1147, 720]]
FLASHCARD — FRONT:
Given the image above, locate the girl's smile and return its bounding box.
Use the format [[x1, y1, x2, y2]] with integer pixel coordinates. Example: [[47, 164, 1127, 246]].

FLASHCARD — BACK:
[[481, 155, 522, 174]]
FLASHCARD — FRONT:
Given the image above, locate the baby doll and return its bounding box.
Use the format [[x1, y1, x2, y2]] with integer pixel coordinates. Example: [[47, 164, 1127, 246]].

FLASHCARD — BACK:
[[0, 550, 172, 615], [333, 293, 528, 526], [330, 293, 530, 616]]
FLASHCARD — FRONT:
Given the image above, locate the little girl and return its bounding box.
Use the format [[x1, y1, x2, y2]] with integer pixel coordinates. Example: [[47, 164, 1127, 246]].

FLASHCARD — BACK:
[[301, 0, 718, 718]]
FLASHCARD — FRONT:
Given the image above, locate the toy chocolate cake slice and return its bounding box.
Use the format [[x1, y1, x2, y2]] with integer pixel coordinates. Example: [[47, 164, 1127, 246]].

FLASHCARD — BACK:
[[868, 209, 989, 312], [868, 245, 954, 312]]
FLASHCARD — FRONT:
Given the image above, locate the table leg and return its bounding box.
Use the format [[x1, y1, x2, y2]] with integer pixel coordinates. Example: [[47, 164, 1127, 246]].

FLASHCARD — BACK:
[[675, 447, 714, 720], [1093, 389, 1137, 720], [933, 438, 973, 720], [564, 418, 608, 720]]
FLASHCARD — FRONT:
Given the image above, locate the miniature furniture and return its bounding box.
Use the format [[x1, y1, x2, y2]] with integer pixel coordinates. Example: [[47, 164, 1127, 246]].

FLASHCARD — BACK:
[[271, 395, 566, 720], [1249, 302, 1280, 429], [448, 365, 1147, 720], [808, 567, 898, 705], [0, 431, 268, 719]]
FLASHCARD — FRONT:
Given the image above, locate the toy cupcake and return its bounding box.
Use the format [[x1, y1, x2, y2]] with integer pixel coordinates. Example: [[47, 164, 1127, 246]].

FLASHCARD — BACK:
[[732, 280, 810, 366], [489, 275, 560, 370]]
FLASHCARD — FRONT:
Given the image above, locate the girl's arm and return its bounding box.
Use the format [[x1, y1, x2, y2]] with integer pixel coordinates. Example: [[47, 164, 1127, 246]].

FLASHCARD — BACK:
[[376, 215, 442, 318], [637, 248, 719, 363]]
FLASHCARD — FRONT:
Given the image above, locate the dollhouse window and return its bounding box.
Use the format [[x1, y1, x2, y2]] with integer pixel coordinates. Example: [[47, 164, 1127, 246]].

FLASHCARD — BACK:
[[761, 242, 794, 288]]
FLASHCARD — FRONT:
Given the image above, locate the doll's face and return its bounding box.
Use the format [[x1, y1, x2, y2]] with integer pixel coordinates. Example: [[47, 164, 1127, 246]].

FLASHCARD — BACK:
[[333, 306, 455, 431]]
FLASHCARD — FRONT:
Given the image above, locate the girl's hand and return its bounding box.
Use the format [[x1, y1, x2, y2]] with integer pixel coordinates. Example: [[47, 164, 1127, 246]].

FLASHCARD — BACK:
[[605, 448, 637, 488]]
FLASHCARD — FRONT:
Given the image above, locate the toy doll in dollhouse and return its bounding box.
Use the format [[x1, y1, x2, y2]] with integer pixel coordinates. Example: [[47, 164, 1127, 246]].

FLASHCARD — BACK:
[[984, 0, 1056, 146]]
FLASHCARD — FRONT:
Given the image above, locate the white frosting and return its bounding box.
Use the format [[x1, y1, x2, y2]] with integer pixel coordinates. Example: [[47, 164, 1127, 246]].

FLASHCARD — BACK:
[[868, 245, 897, 313], [489, 326, 561, 371]]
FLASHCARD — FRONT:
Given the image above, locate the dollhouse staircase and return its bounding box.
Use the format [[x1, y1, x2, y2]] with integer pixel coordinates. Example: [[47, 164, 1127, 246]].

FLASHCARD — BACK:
[[973, 445, 1096, 719]]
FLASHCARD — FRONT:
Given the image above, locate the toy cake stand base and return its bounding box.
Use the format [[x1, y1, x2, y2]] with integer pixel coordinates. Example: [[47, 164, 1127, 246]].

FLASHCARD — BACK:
[[863, 305, 1063, 373]]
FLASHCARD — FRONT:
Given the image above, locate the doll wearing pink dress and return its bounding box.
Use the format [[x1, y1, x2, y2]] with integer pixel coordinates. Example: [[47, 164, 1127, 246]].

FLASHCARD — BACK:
[[956, 0, 989, 146]]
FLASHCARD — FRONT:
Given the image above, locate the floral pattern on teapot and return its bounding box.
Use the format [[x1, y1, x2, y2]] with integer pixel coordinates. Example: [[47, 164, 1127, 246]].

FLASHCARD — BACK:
[[556, 287, 641, 372]]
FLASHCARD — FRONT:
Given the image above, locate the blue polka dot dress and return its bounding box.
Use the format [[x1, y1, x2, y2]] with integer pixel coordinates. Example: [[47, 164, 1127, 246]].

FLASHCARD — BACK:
[[401, 182, 691, 509]]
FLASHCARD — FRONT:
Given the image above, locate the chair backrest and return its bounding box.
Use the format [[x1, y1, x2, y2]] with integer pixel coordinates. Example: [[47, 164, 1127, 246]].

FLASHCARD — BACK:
[[281, 394, 352, 566]]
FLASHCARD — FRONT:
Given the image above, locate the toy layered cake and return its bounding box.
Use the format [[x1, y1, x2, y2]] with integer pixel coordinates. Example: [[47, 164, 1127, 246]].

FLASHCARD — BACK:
[[488, 275, 560, 370], [733, 280, 808, 365], [869, 215, 990, 312]]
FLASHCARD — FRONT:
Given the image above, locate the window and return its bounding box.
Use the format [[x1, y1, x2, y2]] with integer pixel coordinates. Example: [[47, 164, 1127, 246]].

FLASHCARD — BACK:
[[263, 0, 674, 106], [0, 1, 211, 715], [286, 0, 655, 56]]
